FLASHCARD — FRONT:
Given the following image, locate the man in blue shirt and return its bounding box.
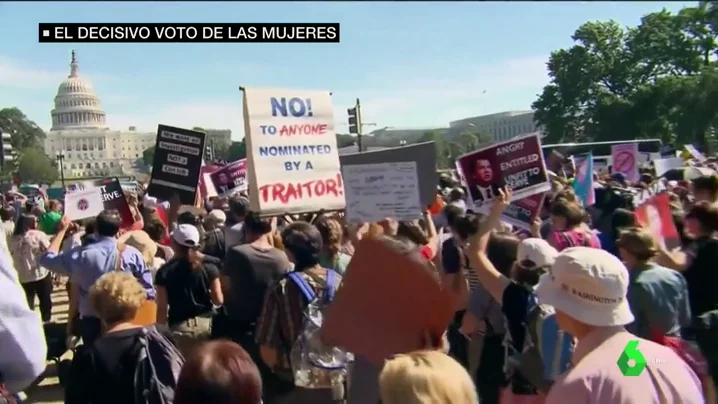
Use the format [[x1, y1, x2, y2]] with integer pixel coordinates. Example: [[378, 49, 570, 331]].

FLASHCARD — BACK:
[[39, 210, 154, 346]]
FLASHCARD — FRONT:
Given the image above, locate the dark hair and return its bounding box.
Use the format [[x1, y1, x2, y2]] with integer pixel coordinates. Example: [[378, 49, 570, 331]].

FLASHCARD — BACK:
[[486, 232, 519, 277], [228, 196, 250, 221], [550, 199, 585, 228], [686, 201, 718, 234], [175, 340, 262, 404], [611, 208, 637, 237], [281, 221, 322, 270], [691, 175, 718, 198], [449, 188, 464, 202], [13, 214, 36, 237], [442, 204, 464, 229], [397, 221, 429, 246], [95, 210, 122, 238], [315, 217, 343, 262], [0, 207, 15, 222], [178, 211, 199, 226], [243, 212, 272, 236], [452, 212, 481, 241], [143, 218, 167, 242]]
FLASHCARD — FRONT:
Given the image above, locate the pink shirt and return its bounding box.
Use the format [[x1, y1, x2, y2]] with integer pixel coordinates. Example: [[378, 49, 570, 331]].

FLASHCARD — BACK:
[[546, 327, 704, 404]]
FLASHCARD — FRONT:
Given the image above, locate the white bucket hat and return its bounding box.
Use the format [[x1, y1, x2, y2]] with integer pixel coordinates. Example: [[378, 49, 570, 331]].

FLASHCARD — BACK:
[[535, 247, 634, 327]]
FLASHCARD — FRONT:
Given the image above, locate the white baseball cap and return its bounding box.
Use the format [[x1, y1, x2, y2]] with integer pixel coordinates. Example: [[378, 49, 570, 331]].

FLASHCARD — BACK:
[[170, 224, 201, 248], [535, 247, 634, 327], [517, 238, 558, 269], [206, 209, 227, 225]]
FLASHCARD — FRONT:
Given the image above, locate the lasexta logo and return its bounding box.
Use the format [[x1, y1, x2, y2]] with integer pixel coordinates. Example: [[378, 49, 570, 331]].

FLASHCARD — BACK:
[[617, 340, 647, 376]]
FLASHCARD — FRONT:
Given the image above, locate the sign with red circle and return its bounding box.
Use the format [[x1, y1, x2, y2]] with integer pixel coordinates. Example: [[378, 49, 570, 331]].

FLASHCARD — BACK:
[[77, 198, 89, 211], [613, 150, 635, 175]]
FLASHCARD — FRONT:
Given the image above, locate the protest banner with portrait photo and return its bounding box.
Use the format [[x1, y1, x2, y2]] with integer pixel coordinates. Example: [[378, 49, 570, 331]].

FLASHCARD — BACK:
[[635, 193, 680, 250], [209, 159, 248, 197], [242, 87, 345, 215], [147, 125, 206, 205], [456, 132, 550, 212]]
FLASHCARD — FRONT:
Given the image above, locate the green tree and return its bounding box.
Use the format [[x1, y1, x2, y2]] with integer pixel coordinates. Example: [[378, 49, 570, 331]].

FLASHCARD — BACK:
[[457, 132, 479, 153], [17, 147, 58, 184], [532, 5, 718, 150], [419, 130, 449, 168], [142, 147, 155, 166], [0, 107, 46, 149], [227, 139, 247, 161]]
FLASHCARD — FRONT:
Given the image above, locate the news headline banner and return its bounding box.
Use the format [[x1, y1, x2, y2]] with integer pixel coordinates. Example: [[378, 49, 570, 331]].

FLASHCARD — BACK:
[[343, 162, 422, 224], [209, 159, 248, 197], [242, 87, 345, 216], [340, 142, 438, 208], [38, 23, 340, 43], [456, 132, 550, 213], [147, 125, 206, 205]]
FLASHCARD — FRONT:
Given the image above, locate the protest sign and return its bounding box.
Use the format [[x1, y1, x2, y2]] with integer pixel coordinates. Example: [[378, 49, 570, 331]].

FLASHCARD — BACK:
[[501, 193, 545, 231], [635, 193, 680, 250], [321, 237, 454, 366], [242, 87, 344, 215], [209, 159, 248, 196], [685, 144, 707, 162], [654, 157, 683, 177], [64, 187, 104, 221], [147, 125, 206, 205], [343, 161, 422, 223], [100, 179, 135, 229], [611, 143, 639, 182], [340, 142, 437, 208], [456, 132, 550, 212]]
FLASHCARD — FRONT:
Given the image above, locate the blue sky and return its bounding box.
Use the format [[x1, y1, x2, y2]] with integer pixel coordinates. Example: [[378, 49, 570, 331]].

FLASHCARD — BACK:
[[0, 1, 693, 139]]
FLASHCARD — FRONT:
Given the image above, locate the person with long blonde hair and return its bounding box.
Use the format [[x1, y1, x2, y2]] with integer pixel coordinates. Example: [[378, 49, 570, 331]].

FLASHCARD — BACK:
[[379, 350, 478, 404]]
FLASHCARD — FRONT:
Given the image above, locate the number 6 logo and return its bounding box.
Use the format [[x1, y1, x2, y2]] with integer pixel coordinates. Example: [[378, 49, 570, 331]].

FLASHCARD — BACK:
[[617, 340, 647, 376]]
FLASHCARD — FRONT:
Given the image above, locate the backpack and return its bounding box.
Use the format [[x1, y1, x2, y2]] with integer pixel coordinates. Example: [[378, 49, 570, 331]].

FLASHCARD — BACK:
[[504, 292, 574, 394], [133, 325, 185, 404], [287, 270, 351, 395]]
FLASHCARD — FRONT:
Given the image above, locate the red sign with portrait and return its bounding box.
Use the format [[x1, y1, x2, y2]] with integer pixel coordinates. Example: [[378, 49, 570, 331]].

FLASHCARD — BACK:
[[635, 193, 680, 250]]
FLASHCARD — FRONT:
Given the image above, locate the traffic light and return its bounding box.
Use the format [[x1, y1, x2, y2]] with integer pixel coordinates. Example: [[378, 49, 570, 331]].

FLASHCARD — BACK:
[[204, 145, 214, 162], [347, 107, 359, 134], [0, 132, 14, 167]]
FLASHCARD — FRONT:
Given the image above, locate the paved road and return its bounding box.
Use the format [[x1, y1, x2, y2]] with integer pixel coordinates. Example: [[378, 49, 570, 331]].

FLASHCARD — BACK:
[[24, 286, 69, 404]]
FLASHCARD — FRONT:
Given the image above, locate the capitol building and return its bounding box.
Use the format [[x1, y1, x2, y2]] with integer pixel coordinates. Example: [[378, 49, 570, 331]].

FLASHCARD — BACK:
[[43, 51, 231, 178]]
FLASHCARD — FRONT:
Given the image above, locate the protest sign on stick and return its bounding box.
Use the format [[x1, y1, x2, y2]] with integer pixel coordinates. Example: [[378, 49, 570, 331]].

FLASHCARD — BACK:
[[242, 87, 345, 215], [611, 143, 639, 182], [209, 159, 248, 196], [64, 188, 104, 221], [147, 125, 206, 205], [456, 132, 550, 213]]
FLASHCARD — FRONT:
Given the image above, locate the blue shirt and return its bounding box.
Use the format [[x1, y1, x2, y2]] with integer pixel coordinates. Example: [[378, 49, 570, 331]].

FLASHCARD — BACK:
[[626, 263, 691, 340], [597, 231, 619, 258], [39, 236, 155, 317]]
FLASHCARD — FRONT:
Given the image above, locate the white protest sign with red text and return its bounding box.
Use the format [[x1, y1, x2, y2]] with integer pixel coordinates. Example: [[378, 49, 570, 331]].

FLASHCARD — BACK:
[[611, 143, 639, 182], [242, 88, 345, 215]]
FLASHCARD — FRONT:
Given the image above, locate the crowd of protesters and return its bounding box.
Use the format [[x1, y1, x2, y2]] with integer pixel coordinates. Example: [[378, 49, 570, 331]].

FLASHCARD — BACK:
[[0, 154, 717, 404]]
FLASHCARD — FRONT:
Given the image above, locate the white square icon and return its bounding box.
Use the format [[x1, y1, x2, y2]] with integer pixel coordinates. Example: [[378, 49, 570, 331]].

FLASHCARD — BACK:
[[42, 30, 50, 37]]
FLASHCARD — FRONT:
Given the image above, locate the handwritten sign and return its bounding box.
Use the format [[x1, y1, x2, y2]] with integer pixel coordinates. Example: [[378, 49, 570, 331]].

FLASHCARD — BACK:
[[209, 159, 247, 196], [343, 161, 422, 223], [147, 125, 206, 205], [242, 88, 345, 215]]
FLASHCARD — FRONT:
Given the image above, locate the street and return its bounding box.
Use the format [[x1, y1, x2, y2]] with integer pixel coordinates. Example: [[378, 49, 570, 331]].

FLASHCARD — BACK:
[[24, 285, 69, 404]]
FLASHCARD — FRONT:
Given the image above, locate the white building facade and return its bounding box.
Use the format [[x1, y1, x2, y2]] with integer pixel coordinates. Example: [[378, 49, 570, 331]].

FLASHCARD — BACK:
[[43, 51, 230, 178], [449, 110, 542, 143]]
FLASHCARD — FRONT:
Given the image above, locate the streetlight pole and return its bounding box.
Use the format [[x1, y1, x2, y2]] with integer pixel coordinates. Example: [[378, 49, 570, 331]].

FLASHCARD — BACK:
[[56, 151, 66, 189]]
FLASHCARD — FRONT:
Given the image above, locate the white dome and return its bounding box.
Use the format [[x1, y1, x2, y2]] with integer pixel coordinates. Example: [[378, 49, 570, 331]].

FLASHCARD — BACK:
[[50, 50, 108, 131]]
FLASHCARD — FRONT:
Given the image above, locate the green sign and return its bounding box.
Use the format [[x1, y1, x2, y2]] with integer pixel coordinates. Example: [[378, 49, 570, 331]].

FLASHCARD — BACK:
[[617, 340, 647, 376]]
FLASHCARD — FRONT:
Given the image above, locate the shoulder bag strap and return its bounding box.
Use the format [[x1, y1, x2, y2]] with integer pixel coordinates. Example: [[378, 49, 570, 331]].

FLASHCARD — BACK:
[[287, 272, 316, 302], [115, 243, 126, 272], [324, 269, 337, 302]]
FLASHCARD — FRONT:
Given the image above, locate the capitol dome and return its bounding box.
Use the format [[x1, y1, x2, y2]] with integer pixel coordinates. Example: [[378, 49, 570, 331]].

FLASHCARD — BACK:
[[50, 50, 108, 131]]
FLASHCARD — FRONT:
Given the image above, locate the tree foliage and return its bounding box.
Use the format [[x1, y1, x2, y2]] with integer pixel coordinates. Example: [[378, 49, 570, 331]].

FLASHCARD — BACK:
[[226, 140, 247, 161], [0, 107, 46, 149], [142, 147, 155, 166], [17, 147, 58, 184], [533, 2, 718, 151]]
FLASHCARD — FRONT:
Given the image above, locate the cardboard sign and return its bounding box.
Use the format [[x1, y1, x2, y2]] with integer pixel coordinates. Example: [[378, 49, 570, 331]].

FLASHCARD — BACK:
[[147, 125, 206, 205], [343, 161, 422, 223], [64, 187, 104, 221], [242, 87, 345, 215], [501, 193, 545, 231], [456, 132, 550, 212], [654, 157, 683, 177], [340, 142, 437, 209], [611, 143, 639, 182], [321, 237, 454, 366], [635, 193, 680, 250], [100, 179, 135, 229], [685, 145, 707, 162], [209, 159, 248, 196]]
